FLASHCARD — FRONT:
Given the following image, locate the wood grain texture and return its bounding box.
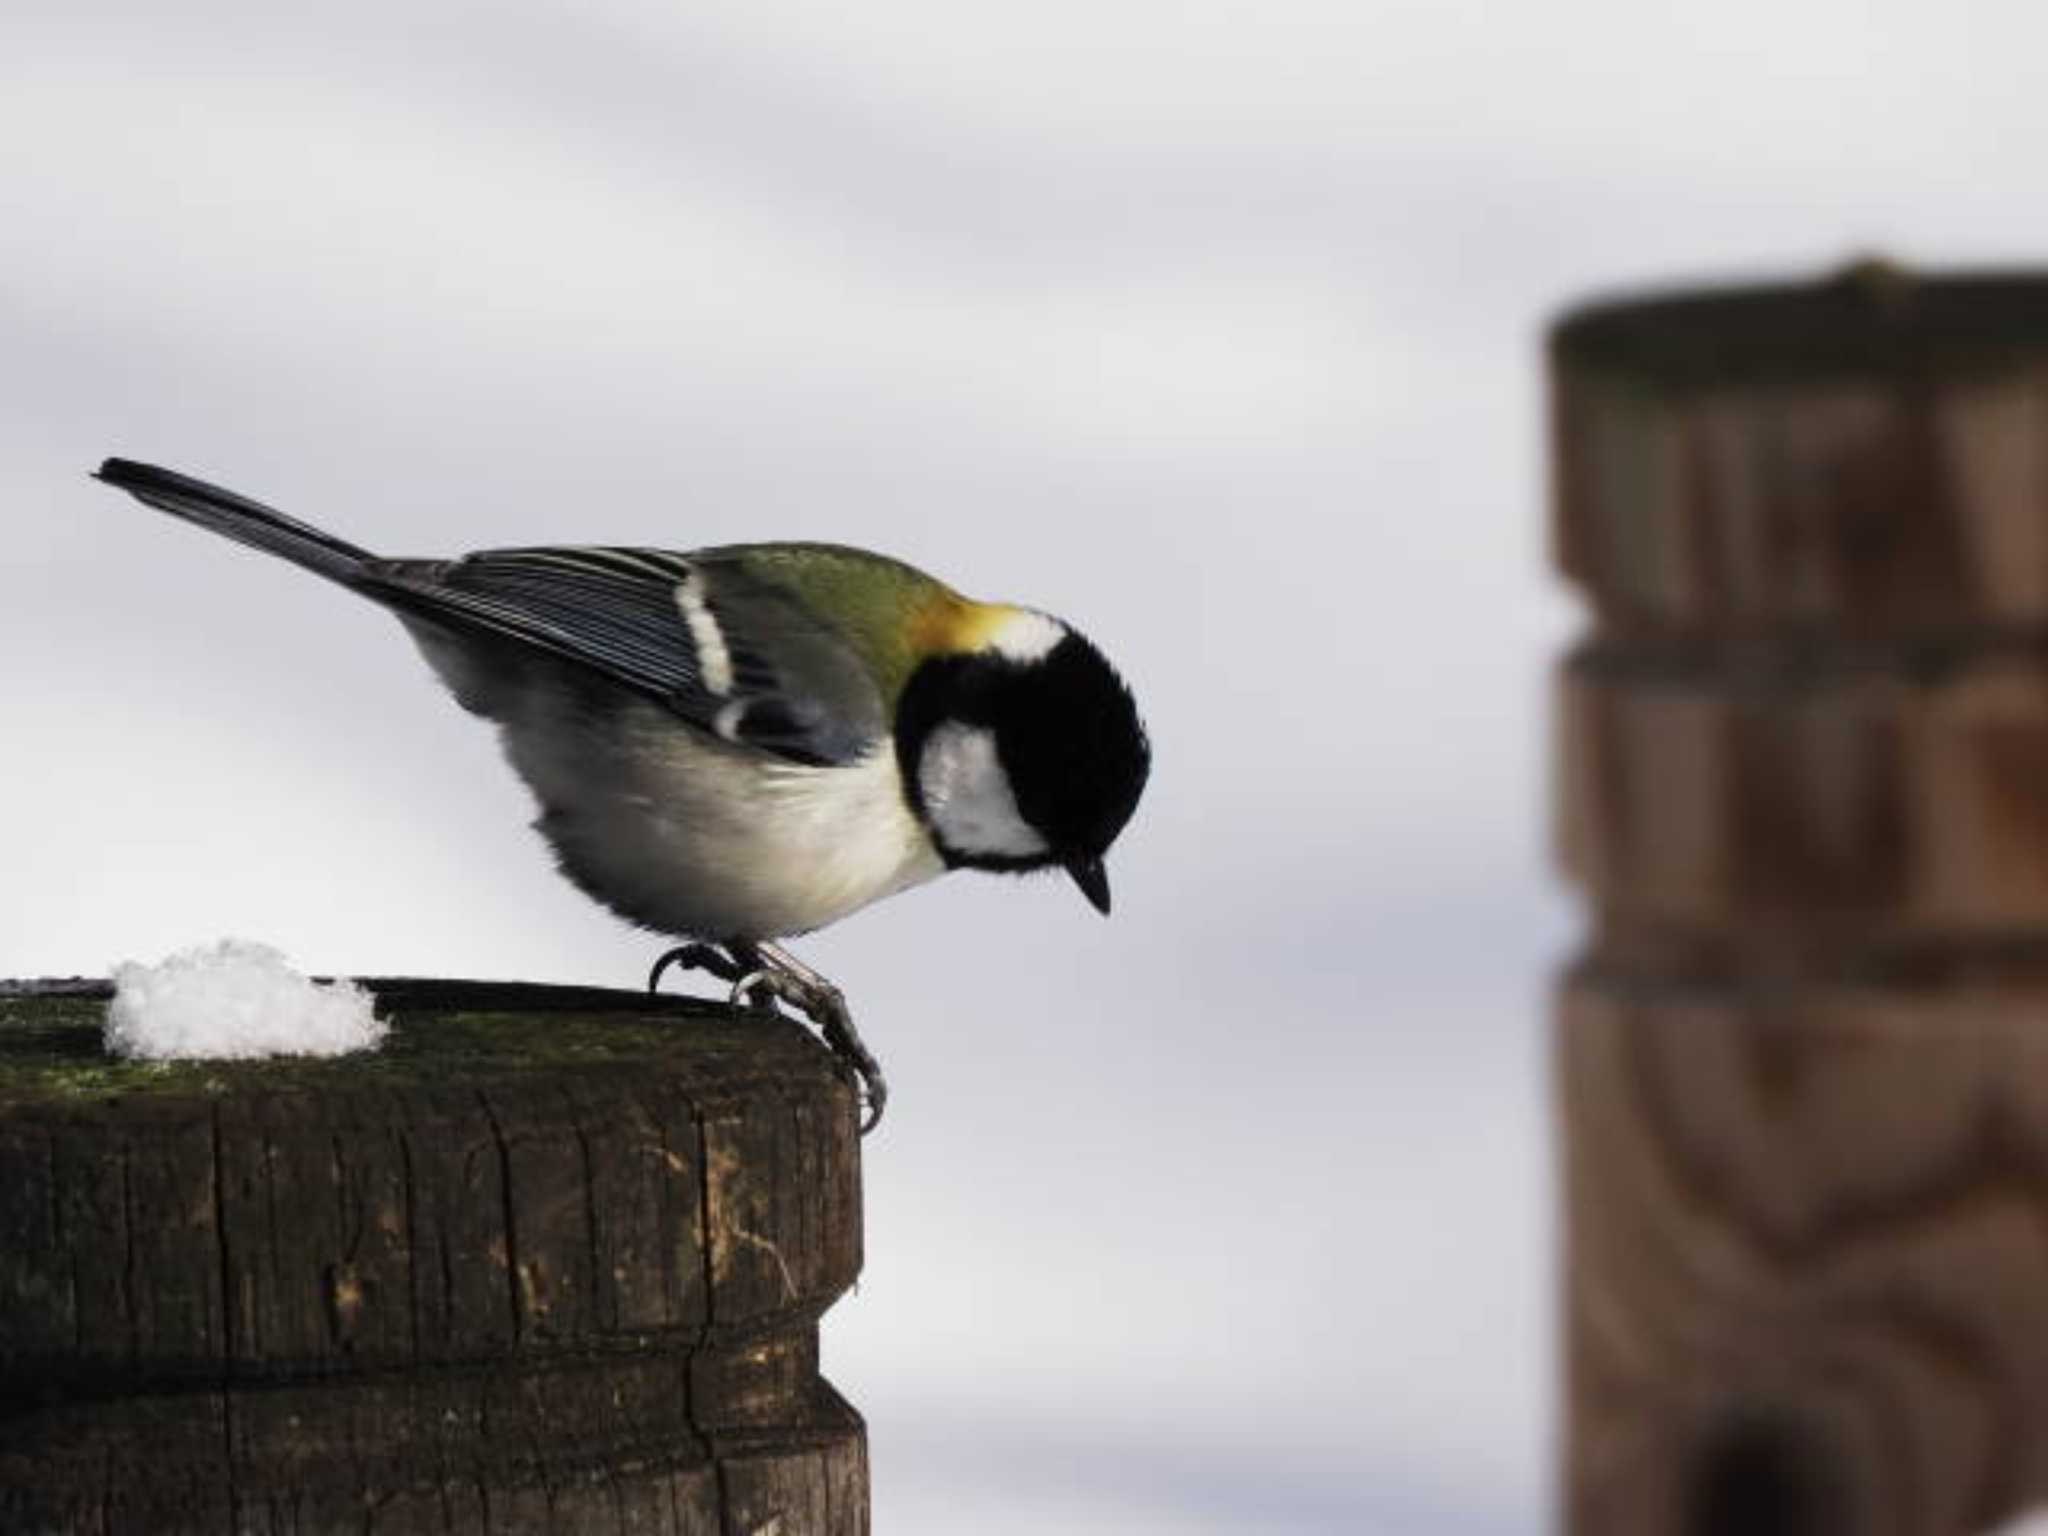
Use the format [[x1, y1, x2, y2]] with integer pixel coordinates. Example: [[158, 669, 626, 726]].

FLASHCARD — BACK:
[[1553, 273, 2048, 632], [1558, 646, 2048, 929], [1553, 267, 2048, 1536], [0, 979, 868, 1536], [1561, 962, 2048, 1536]]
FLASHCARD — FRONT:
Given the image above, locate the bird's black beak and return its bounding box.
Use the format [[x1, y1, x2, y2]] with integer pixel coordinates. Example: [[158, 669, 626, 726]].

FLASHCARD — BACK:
[[1066, 855, 1112, 916]]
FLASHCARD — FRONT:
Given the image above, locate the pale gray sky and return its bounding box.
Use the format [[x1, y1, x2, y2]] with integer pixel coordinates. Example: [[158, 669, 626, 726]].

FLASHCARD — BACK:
[[9, 2, 2048, 1530]]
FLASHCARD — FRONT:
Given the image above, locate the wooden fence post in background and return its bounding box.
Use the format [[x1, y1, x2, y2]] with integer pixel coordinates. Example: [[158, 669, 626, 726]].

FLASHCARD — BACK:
[[1553, 267, 2048, 1536], [0, 978, 867, 1535]]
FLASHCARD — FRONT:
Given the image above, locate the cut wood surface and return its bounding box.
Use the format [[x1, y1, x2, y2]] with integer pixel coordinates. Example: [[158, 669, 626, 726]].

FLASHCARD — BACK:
[[0, 978, 867, 1536], [1553, 272, 2048, 633], [1554, 267, 2048, 1536]]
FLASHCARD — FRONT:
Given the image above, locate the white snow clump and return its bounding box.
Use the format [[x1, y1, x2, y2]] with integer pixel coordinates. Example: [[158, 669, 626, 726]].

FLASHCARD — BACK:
[[106, 940, 387, 1061]]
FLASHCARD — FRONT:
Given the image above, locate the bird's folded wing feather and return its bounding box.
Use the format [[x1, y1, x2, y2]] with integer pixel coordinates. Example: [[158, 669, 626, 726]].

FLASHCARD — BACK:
[[364, 546, 886, 766]]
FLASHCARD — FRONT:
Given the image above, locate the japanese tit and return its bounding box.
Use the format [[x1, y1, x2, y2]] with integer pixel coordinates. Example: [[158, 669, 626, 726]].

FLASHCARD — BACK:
[[93, 459, 1151, 1101]]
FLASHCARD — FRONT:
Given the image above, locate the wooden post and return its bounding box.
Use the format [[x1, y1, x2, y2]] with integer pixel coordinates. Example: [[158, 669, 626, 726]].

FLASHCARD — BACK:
[[1553, 267, 2048, 1536], [0, 978, 867, 1535]]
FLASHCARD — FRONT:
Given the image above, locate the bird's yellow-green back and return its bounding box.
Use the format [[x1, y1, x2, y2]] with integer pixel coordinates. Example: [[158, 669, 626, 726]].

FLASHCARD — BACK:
[[713, 542, 1033, 706]]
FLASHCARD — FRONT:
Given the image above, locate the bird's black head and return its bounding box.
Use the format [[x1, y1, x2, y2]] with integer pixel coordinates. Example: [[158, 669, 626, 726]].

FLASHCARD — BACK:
[[895, 626, 1150, 914]]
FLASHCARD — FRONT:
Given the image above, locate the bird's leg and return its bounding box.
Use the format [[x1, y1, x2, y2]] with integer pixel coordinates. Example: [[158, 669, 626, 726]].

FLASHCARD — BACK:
[[729, 941, 888, 1136], [647, 941, 750, 994], [648, 939, 886, 1132]]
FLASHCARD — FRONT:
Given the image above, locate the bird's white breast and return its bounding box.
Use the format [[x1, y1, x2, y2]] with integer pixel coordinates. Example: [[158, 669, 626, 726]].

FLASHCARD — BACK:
[[498, 688, 944, 940]]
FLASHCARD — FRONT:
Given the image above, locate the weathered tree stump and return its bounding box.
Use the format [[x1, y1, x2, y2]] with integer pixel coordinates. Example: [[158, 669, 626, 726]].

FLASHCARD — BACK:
[[1554, 267, 2048, 1536], [0, 978, 867, 1535]]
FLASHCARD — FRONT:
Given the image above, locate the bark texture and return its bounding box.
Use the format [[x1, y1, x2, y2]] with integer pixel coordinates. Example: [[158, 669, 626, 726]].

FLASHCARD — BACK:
[[0, 978, 867, 1535], [1554, 267, 2048, 1536]]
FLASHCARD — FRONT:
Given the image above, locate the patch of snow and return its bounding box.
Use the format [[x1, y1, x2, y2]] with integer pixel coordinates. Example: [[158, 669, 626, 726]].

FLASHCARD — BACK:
[[106, 940, 387, 1060]]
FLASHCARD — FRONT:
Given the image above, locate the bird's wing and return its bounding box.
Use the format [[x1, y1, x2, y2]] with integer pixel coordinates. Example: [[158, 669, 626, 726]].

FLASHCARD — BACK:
[[364, 546, 887, 766]]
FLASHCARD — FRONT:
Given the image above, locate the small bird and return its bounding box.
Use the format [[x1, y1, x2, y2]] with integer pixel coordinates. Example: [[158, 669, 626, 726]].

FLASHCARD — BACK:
[[94, 459, 1151, 1131]]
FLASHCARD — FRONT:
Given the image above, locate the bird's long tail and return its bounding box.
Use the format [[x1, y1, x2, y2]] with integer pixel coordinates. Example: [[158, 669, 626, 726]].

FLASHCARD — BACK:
[[94, 458, 376, 585]]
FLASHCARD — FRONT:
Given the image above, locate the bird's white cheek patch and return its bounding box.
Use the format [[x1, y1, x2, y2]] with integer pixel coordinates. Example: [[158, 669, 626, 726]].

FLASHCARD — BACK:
[[918, 722, 1049, 859]]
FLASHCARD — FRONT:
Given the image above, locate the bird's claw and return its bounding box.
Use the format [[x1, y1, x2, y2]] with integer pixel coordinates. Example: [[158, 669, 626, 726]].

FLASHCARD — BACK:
[[730, 969, 784, 1014], [731, 964, 887, 1134], [649, 941, 887, 1135], [647, 942, 747, 993]]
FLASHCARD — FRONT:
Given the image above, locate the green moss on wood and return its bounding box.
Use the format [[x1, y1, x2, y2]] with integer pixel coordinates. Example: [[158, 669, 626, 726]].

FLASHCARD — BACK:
[[0, 979, 827, 1108]]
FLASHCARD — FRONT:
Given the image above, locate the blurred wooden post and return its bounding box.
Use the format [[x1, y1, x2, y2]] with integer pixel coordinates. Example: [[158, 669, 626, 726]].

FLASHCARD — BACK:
[[1553, 267, 2048, 1536], [0, 978, 868, 1535]]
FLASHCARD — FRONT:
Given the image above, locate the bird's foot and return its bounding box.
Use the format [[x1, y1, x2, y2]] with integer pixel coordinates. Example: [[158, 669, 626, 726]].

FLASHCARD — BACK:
[[647, 941, 749, 993], [648, 939, 887, 1134], [732, 942, 888, 1136]]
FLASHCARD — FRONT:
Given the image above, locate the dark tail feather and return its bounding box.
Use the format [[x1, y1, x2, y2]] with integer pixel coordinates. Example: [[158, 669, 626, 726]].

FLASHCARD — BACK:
[[94, 458, 375, 585]]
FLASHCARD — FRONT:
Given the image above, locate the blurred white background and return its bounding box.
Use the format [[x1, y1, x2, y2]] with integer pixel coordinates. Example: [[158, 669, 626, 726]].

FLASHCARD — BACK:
[[8, 3, 2048, 1530]]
